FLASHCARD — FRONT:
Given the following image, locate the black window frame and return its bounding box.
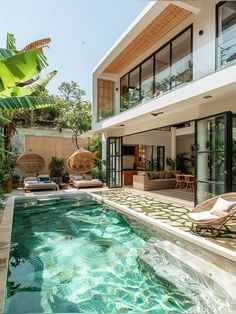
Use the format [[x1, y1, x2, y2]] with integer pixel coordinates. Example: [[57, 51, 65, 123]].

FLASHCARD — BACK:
[[120, 24, 193, 109], [216, 1, 236, 69]]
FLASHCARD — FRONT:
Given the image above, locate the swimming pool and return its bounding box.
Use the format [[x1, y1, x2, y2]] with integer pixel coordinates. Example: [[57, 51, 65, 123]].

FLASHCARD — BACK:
[[4, 193, 232, 313]]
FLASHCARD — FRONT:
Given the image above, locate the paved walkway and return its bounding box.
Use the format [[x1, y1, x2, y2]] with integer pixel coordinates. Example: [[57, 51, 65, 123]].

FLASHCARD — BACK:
[[94, 189, 236, 252]]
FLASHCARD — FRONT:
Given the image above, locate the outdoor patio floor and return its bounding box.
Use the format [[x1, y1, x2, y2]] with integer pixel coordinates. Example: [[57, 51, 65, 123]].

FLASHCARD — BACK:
[[94, 189, 236, 252]]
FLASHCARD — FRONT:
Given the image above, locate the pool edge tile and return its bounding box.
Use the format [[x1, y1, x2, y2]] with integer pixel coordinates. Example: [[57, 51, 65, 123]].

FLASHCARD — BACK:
[[0, 196, 15, 314]]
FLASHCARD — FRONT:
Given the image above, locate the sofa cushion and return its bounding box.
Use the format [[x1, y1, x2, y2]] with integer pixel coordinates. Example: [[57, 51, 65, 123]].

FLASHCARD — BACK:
[[165, 171, 172, 179], [148, 172, 160, 180], [138, 171, 146, 176], [159, 171, 165, 179]]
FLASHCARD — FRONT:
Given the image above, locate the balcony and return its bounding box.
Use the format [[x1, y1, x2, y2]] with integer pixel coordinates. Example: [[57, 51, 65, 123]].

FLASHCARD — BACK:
[[95, 9, 236, 123]]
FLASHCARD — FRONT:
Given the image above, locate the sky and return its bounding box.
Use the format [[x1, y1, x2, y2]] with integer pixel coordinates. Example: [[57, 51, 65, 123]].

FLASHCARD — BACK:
[[0, 0, 148, 101]]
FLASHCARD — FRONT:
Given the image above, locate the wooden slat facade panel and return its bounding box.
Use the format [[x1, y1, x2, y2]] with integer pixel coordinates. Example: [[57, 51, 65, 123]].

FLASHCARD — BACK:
[[104, 4, 191, 74]]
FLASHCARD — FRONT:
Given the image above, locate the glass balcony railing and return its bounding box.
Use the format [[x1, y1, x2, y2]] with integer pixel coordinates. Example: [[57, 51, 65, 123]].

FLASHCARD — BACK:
[[119, 36, 236, 113], [96, 34, 236, 121], [97, 103, 114, 122], [120, 54, 193, 112], [217, 24, 236, 69]]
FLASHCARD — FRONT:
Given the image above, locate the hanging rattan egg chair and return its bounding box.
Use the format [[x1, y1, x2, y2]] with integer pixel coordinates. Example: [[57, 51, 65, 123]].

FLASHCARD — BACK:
[[67, 148, 95, 174], [17, 151, 45, 174]]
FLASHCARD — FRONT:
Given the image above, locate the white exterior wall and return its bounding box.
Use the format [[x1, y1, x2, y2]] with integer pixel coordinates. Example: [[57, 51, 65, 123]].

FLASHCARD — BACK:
[[92, 0, 235, 137], [177, 134, 194, 155]]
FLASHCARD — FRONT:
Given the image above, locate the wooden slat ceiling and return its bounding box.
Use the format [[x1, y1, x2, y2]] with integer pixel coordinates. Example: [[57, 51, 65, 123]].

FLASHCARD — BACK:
[[104, 4, 191, 74]]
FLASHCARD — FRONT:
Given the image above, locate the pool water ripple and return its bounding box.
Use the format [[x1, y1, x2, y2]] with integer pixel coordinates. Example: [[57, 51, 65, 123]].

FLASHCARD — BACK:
[[5, 194, 215, 313]]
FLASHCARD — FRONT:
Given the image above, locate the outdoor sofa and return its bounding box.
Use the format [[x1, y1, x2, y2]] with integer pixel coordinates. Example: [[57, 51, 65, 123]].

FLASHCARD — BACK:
[[133, 171, 176, 191], [23, 174, 57, 192]]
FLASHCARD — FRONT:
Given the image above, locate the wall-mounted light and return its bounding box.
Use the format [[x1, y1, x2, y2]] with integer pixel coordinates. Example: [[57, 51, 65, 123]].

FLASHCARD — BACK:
[[203, 95, 212, 99], [199, 30, 203, 36], [116, 88, 119, 91]]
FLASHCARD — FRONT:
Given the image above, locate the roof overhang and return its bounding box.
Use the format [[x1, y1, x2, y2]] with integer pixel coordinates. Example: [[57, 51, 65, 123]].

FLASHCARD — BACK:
[[104, 4, 191, 74], [92, 1, 200, 77]]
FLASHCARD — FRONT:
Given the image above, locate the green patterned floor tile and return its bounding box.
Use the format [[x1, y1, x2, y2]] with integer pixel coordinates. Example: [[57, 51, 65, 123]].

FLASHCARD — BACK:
[[93, 190, 236, 251]]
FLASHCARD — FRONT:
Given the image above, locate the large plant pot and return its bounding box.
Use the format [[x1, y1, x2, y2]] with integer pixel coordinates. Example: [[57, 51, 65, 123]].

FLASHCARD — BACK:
[[1, 179, 13, 193], [51, 176, 62, 184]]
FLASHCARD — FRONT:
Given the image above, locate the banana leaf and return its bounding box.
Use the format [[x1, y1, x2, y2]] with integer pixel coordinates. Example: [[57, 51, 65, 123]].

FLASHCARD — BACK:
[[0, 96, 57, 110], [0, 86, 33, 98], [0, 48, 15, 60], [0, 110, 11, 123], [6, 33, 16, 50], [32, 70, 57, 93], [0, 70, 57, 98], [0, 49, 48, 91]]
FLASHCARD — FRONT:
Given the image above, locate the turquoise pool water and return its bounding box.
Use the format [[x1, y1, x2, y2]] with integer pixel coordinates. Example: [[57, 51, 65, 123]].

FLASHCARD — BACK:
[[4, 194, 223, 313]]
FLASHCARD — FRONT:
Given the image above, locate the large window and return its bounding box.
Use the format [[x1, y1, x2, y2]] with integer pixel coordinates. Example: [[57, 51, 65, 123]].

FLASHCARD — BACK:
[[120, 68, 140, 112], [171, 28, 192, 87], [129, 67, 140, 107], [120, 74, 129, 111], [155, 45, 171, 95], [120, 25, 192, 112], [217, 1, 236, 69], [141, 56, 154, 100]]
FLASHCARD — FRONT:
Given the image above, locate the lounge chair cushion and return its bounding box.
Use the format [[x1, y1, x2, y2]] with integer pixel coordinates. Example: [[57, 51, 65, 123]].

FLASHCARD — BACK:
[[188, 211, 219, 221], [26, 180, 39, 184], [210, 197, 236, 216], [24, 176, 38, 181], [38, 175, 52, 183], [69, 174, 83, 181], [74, 175, 83, 180]]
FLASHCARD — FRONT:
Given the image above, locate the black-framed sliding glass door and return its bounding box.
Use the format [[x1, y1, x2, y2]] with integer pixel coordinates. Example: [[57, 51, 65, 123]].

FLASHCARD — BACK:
[[107, 137, 123, 188], [195, 112, 232, 204], [232, 114, 236, 192]]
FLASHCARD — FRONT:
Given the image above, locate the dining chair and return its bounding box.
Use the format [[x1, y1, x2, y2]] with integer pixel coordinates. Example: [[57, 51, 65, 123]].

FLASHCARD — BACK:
[[184, 175, 195, 192], [175, 174, 185, 189]]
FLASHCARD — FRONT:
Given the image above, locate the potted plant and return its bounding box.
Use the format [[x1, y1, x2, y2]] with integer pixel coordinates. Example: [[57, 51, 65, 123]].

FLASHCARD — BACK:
[[176, 152, 192, 174], [0, 146, 18, 193], [166, 157, 176, 171], [1, 172, 13, 193], [12, 174, 20, 188], [48, 157, 65, 183], [166, 152, 192, 174]]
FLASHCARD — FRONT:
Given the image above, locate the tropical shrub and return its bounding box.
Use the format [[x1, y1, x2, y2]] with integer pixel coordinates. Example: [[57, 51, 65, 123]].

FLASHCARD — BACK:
[[49, 157, 65, 177]]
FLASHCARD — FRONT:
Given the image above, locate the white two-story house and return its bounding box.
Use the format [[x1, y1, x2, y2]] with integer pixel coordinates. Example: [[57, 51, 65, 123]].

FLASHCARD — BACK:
[[92, 0, 236, 204]]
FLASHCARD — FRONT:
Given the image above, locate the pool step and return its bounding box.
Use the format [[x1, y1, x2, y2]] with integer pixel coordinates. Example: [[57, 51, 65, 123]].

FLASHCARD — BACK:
[[138, 238, 236, 313]]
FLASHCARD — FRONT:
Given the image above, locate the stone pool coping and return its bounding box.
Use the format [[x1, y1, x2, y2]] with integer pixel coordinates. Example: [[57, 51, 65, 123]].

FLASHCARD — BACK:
[[0, 196, 14, 313], [1, 191, 236, 313], [88, 192, 236, 264]]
